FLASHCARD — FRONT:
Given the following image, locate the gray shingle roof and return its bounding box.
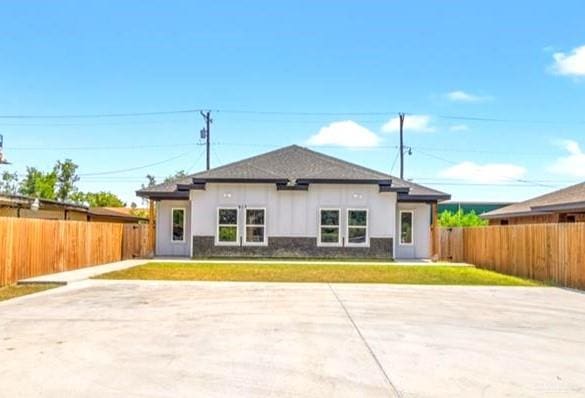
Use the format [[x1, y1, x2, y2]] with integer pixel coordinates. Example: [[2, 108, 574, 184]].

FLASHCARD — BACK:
[[482, 182, 585, 218], [137, 145, 449, 200]]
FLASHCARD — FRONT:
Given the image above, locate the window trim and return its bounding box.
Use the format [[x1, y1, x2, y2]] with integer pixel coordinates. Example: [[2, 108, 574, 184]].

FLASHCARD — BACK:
[[318, 208, 342, 247], [170, 207, 186, 243], [216, 207, 240, 246], [243, 207, 267, 246], [346, 208, 369, 247], [399, 210, 414, 246]]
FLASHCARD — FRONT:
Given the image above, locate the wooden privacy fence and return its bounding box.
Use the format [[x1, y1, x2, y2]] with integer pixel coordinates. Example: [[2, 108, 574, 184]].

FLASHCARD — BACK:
[[0, 218, 152, 286], [440, 224, 585, 289]]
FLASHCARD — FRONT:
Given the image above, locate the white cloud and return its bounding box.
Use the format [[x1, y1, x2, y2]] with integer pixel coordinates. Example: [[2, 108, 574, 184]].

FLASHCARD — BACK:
[[549, 139, 585, 177], [445, 90, 491, 102], [306, 120, 380, 148], [381, 114, 435, 133], [551, 45, 585, 76], [449, 124, 469, 132], [439, 161, 526, 183]]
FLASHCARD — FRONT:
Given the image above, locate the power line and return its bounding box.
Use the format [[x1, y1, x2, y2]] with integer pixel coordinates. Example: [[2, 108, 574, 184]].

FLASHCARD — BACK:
[[78, 149, 195, 177], [7, 143, 201, 151], [1, 106, 585, 125], [413, 148, 557, 188], [0, 109, 204, 119]]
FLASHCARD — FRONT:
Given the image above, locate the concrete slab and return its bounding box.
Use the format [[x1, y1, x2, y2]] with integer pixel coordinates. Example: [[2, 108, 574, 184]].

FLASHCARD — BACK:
[[1, 281, 584, 397], [17, 259, 149, 285]]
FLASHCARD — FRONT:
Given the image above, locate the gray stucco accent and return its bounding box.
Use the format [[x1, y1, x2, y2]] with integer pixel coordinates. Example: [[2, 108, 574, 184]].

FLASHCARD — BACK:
[[192, 236, 393, 259]]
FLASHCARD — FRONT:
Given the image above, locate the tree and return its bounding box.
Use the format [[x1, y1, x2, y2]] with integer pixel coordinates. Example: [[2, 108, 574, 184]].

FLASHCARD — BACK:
[[85, 191, 125, 207], [164, 170, 187, 183], [19, 167, 57, 200], [54, 159, 80, 202], [143, 174, 157, 189], [438, 209, 488, 227], [70, 191, 125, 207], [0, 171, 19, 194]]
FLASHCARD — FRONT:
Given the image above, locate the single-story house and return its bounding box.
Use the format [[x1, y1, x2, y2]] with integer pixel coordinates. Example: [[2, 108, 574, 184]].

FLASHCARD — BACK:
[[482, 182, 585, 225], [137, 145, 450, 259], [88, 207, 148, 224], [0, 194, 147, 223], [0, 194, 88, 220]]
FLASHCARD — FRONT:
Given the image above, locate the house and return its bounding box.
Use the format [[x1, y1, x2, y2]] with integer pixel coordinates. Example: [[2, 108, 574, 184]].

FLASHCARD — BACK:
[[0, 194, 88, 220], [0, 194, 147, 223], [438, 201, 514, 216], [482, 182, 585, 225], [137, 145, 450, 259], [88, 207, 148, 224]]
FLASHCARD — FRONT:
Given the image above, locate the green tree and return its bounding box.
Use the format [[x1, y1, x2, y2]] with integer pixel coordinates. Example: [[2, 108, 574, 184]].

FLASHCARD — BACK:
[[19, 167, 57, 199], [54, 159, 80, 201], [70, 191, 125, 207], [0, 171, 19, 194], [85, 191, 125, 207], [438, 209, 488, 227], [164, 170, 187, 183]]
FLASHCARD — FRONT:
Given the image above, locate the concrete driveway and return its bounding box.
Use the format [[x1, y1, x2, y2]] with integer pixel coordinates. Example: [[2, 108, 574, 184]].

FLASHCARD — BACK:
[[1, 281, 585, 397]]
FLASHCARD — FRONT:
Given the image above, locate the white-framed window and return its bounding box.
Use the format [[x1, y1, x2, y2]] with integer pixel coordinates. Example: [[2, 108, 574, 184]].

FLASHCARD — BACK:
[[318, 208, 341, 246], [216, 207, 239, 245], [171, 208, 185, 242], [347, 209, 368, 246], [244, 207, 266, 245], [399, 210, 414, 245]]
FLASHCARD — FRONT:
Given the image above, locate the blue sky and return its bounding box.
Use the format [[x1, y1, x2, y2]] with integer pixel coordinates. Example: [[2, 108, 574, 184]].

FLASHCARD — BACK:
[[1, 1, 585, 205]]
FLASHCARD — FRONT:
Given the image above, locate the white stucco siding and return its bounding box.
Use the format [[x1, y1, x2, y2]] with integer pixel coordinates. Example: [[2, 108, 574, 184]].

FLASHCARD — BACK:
[[156, 200, 191, 257], [189, 183, 396, 240], [395, 202, 431, 259]]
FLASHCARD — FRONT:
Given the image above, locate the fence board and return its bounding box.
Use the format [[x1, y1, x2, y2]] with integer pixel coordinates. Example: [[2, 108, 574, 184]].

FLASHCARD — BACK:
[[0, 218, 153, 286], [439, 224, 585, 289]]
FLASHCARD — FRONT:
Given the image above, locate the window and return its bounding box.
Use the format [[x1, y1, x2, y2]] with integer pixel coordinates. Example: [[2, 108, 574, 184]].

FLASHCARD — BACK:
[[400, 210, 413, 245], [217, 208, 238, 244], [319, 209, 340, 245], [245, 208, 266, 245], [347, 209, 368, 246], [500, 219, 509, 226], [171, 208, 185, 242]]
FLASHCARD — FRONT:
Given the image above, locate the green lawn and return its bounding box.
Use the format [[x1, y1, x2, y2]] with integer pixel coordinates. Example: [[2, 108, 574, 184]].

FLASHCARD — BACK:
[[96, 262, 539, 286], [0, 284, 61, 302]]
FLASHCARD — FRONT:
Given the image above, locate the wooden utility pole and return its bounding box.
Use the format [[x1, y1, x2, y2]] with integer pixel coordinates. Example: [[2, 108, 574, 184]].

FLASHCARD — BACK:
[[200, 111, 213, 170], [398, 113, 405, 179]]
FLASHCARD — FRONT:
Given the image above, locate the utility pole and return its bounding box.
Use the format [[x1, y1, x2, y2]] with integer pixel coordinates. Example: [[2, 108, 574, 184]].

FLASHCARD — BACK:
[[200, 111, 213, 170], [398, 113, 405, 179]]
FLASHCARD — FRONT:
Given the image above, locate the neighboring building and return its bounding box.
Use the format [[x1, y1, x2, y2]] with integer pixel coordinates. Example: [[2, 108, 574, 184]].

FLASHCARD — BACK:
[[137, 145, 450, 259], [0, 194, 147, 223], [482, 182, 585, 225], [438, 201, 514, 215], [88, 207, 148, 224], [0, 194, 88, 220]]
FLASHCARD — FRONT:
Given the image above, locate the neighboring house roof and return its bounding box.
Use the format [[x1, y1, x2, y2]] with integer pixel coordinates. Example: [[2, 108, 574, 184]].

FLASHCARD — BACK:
[[0, 193, 88, 212], [88, 207, 148, 222], [137, 145, 450, 201], [482, 182, 585, 219]]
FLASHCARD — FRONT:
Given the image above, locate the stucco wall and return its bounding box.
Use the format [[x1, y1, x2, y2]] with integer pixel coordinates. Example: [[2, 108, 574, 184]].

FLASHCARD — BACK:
[[156, 200, 191, 257], [189, 183, 396, 240]]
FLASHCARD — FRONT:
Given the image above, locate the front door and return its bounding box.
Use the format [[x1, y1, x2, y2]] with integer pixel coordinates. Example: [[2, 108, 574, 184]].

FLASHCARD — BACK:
[[395, 209, 416, 259]]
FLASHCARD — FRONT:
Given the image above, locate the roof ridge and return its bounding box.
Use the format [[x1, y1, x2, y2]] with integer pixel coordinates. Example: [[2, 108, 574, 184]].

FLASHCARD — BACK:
[[292, 145, 391, 179]]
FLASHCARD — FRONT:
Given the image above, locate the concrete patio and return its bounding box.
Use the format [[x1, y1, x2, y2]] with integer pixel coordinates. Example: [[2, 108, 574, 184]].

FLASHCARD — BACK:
[[1, 279, 585, 397]]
